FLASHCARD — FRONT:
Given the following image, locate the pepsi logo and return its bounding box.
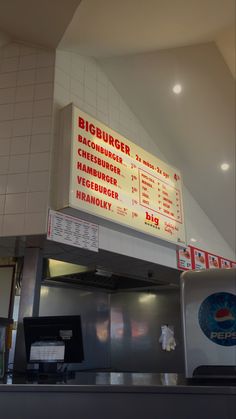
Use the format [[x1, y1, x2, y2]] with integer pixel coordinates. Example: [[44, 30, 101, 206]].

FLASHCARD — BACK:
[[198, 292, 236, 346], [214, 308, 234, 322]]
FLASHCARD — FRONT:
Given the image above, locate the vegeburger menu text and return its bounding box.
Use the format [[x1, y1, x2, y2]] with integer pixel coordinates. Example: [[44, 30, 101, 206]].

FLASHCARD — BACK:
[[67, 106, 185, 245]]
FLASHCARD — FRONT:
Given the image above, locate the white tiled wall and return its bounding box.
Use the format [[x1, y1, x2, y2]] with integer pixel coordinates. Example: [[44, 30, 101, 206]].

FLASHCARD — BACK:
[[0, 42, 55, 236], [53, 50, 235, 261], [52, 51, 178, 267], [54, 51, 165, 160], [0, 43, 234, 261]]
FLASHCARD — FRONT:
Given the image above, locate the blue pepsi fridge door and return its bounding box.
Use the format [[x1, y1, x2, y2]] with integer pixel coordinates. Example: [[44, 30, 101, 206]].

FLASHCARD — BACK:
[[181, 268, 236, 378]]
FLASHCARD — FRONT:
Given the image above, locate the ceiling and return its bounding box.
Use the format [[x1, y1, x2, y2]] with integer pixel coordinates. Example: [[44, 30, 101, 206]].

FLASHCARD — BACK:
[[60, 0, 236, 253], [0, 0, 81, 48], [98, 43, 235, 251], [60, 0, 235, 69], [0, 0, 235, 254]]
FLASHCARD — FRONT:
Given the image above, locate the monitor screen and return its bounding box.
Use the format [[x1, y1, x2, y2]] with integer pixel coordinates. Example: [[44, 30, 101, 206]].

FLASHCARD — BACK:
[[23, 315, 84, 365]]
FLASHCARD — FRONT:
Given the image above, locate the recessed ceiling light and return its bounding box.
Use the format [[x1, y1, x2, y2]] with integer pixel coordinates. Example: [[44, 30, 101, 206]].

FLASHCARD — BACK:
[[172, 84, 182, 94], [221, 163, 230, 171], [190, 238, 197, 242]]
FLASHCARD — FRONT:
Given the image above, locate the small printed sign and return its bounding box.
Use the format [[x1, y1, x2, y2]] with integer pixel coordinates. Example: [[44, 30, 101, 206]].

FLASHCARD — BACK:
[[193, 249, 207, 270], [208, 254, 220, 269], [177, 246, 193, 270], [177, 245, 235, 271], [47, 209, 99, 252], [220, 258, 231, 269]]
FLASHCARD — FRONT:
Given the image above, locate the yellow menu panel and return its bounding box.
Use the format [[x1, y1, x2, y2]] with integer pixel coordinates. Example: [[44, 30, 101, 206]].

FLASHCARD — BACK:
[[69, 106, 186, 245]]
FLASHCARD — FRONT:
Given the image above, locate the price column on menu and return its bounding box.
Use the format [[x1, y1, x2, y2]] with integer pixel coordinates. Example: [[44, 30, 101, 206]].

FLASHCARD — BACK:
[[117, 159, 140, 222], [138, 168, 182, 223], [104, 153, 185, 242]]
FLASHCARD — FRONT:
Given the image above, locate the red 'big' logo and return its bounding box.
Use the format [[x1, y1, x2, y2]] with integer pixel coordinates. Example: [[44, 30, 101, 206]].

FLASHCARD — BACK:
[[145, 211, 159, 225]]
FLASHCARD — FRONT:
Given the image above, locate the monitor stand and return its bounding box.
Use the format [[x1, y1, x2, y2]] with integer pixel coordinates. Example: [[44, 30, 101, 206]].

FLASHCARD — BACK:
[[26, 363, 66, 384], [38, 362, 58, 375]]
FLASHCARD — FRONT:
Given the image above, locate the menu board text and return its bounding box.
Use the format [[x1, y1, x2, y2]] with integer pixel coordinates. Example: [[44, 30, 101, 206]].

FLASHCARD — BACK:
[[68, 107, 186, 245]]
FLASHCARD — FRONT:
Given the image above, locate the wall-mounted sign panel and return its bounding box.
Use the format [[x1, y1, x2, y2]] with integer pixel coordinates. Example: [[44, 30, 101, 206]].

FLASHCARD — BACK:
[[220, 258, 232, 269], [57, 104, 186, 246], [47, 210, 99, 252], [207, 253, 220, 269], [193, 248, 207, 270], [177, 245, 236, 271], [177, 246, 193, 270]]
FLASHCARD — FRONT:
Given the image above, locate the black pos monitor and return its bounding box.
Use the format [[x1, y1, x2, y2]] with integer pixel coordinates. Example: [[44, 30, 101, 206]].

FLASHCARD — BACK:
[[23, 315, 84, 376]]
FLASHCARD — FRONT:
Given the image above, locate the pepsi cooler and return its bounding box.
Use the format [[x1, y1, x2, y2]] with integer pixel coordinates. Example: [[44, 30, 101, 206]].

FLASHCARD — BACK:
[[181, 268, 236, 378]]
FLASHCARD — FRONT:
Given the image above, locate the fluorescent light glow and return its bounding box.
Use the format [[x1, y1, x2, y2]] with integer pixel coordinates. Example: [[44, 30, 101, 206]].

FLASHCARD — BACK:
[[40, 287, 49, 297], [172, 84, 182, 94], [139, 294, 156, 303], [221, 163, 230, 171]]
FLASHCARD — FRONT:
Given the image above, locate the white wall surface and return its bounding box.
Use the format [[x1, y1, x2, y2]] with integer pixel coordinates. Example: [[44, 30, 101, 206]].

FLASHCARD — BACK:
[[53, 49, 235, 262], [0, 43, 233, 262], [183, 187, 235, 259], [0, 42, 55, 236]]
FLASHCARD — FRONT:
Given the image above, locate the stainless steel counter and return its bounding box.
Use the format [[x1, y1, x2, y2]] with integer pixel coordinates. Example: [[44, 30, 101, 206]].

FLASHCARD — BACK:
[[0, 373, 235, 419], [1, 372, 236, 394]]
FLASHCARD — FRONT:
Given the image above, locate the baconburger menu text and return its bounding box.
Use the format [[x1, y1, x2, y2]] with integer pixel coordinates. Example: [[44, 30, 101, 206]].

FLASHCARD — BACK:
[[58, 105, 186, 245]]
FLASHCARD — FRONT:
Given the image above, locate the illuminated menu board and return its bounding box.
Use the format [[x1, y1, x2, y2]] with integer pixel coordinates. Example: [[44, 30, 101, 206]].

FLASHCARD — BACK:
[[60, 105, 186, 246]]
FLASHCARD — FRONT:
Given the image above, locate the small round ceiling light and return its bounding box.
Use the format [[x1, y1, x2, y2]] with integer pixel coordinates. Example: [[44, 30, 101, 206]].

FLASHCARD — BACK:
[[221, 163, 230, 171], [172, 84, 182, 94]]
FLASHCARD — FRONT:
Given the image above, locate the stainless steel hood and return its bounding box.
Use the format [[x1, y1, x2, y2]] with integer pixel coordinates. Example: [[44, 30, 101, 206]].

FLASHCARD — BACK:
[[43, 258, 179, 291]]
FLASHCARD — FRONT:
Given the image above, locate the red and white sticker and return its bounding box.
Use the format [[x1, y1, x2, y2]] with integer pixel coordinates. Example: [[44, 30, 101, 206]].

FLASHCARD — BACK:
[[177, 246, 193, 270], [220, 258, 231, 269], [193, 248, 207, 270], [208, 253, 220, 269]]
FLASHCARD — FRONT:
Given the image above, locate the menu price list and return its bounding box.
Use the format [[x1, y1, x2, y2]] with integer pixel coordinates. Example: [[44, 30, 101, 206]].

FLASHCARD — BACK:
[[47, 210, 99, 252], [70, 108, 186, 246], [138, 168, 182, 223]]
